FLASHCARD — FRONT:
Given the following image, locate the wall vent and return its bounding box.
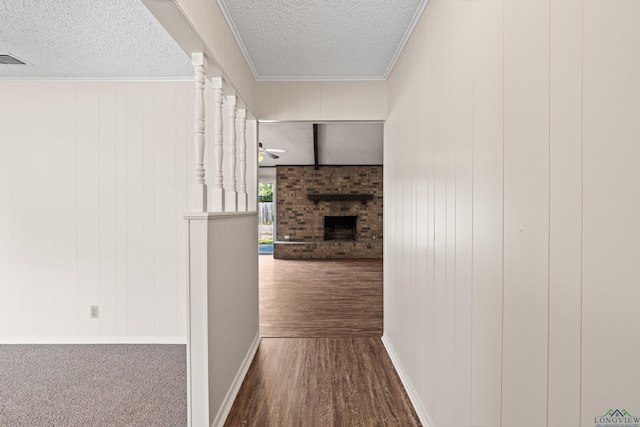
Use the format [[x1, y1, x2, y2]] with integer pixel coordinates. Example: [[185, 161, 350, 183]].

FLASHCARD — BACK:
[[0, 54, 27, 65]]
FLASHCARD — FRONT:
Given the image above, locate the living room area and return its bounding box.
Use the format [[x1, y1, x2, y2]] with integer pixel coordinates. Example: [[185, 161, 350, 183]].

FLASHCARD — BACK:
[[256, 121, 384, 337], [258, 122, 383, 259]]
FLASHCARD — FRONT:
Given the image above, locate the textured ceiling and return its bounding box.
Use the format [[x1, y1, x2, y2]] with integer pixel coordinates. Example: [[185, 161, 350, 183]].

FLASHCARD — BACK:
[[0, 0, 427, 80], [218, 0, 427, 80], [259, 122, 383, 167], [0, 0, 192, 79]]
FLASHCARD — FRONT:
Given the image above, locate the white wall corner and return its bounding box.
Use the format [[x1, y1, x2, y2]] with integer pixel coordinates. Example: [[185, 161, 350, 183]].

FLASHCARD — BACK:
[[212, 332, 261, 427], [381, 334, 435, 427]]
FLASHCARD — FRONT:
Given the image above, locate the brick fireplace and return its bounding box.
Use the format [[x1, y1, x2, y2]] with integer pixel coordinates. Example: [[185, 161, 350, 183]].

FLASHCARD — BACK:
[[274, 165, 383, 259]]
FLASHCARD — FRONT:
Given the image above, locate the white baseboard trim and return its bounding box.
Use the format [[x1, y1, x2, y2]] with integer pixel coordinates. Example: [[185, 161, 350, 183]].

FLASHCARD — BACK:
[[211, 332, 262, 427], [381, 334, 435, 427], [0, 336, 187, 345]]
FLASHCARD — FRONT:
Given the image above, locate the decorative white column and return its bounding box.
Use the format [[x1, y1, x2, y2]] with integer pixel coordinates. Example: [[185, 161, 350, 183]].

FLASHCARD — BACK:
[[210, 77, 225, 212], [225, 95, 238, 212], [191, 53, 207, 212], [236, 109, 248, 212]]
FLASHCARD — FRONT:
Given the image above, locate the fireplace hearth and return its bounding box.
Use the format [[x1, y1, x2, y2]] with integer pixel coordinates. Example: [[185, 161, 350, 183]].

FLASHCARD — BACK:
[[324, 216, 357, 241]]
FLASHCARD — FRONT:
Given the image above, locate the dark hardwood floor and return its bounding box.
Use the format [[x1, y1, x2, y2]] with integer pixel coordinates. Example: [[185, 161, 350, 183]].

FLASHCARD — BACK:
[[224, 337, 421, 427], [259, 256, 383, 337], [224, 256, 421, 426]]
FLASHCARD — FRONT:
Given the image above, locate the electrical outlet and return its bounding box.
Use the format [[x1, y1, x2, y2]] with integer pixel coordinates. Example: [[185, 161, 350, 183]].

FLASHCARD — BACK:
[[90, 305, 99, 319]]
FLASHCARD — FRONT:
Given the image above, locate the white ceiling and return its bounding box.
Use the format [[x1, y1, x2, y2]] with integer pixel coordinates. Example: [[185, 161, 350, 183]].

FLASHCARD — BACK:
[[259, 122, 383, 167], [0, 0, 427, 81], [219, 0, 427, 80], [0, 0, 192, 79]]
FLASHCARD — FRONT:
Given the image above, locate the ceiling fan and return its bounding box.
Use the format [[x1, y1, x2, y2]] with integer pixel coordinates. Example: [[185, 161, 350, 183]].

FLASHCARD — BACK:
[[258, 142, 287, 162]]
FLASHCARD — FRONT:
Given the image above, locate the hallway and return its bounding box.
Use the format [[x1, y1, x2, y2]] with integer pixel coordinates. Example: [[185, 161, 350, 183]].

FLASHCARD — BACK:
[[224, 257, 420, 426]]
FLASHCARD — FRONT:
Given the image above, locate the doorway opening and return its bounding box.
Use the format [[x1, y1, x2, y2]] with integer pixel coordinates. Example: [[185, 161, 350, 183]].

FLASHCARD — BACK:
[[258, 182, 274, 255]]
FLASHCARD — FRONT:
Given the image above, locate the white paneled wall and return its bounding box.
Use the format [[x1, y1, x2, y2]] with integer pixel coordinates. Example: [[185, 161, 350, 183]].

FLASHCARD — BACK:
[[255, 81, 387, 121], [582, 0, 640, 420], [0, 81, 193, 341], [384, 0, 640, 426]]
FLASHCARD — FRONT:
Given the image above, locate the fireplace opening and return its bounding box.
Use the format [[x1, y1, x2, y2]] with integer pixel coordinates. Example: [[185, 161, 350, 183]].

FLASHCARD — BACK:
[[324, 216, 357, 241]]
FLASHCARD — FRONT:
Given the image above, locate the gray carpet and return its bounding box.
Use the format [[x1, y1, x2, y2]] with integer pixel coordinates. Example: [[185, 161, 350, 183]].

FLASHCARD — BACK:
[[0, 344, 187, 426]]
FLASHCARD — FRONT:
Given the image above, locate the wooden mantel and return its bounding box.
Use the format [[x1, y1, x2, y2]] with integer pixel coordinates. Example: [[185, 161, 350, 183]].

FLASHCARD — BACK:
[[307, 194, 374, 205]]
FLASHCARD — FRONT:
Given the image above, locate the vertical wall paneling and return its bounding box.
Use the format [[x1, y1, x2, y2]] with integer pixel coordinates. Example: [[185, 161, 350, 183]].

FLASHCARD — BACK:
[[208, 217, 229, 421], [502, 0, 550, 424], [386, 0, 640, 425], [255, 81, 387, 121], [424, 12, 437, 416], [41, 84, 57, 336], [141, 83, 156, 336], [374, 81, 388, 120], [268, 83, 283, 121], [175, 82, 190, 338], [0, 83, 14, 335], [98, 82, 118, 337], [582, 0, 640, 419], [154, 83, 179, 336], [548, 0, 583, 424], [125, 83, 147, 336], [40, 84, 57, 336], [0, 81, 202, 341], [353, 81, 377, 120], [21, 83, 52, 335], [341, 82, 356, 118], [412, 15, 430, 414], [255, 83, 271, 122], [431, 1, 448, 423], [13, 82, 29, 336], [76, 83, 101, 336], [114, 83, 129, 337], [469, 0, 505, 423], [405, 31, 418, 408], [53, 82, 79, 336], [412, 133, 430, 421], [453, 0, 474, 425], [443, 0, 457, 424], [320, 82, 343, 120], [185, 213, 259, 426], [281, 83, 300, 120], [297, 83, 322, 120]]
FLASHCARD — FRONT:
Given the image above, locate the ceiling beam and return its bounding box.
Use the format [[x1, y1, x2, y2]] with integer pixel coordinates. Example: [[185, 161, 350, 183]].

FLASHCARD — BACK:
[[313, 124, 319, 170]]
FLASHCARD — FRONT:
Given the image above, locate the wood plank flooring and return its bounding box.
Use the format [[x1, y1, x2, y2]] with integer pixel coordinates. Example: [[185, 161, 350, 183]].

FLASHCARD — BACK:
[[259, 256, 383, 337], [224, 257, 420, 426], [224, 337, 421, 427]]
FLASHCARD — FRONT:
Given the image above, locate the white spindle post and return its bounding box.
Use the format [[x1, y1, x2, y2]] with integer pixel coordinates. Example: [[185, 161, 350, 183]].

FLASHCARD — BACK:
[[225, 95, 238, 212], [236, 109, 248, 212], [210, 77, 225, 212], [191, 53, 207, 212]]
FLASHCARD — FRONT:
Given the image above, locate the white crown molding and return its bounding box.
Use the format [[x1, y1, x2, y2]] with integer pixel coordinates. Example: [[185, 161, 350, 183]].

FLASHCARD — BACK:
[[255, 75, 387, 82], [383, 0, 431, 80], [216, 0, 260, 80], [0, 77, 193, 82]]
